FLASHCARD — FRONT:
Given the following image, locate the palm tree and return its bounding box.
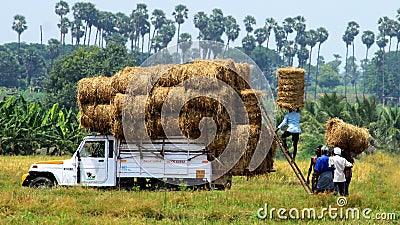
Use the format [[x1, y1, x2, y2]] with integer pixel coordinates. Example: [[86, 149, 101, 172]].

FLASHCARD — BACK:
[[314, 27, 329, 99], [159, 19, 176, 48], [342, 30, 353, 99], [254, 27, 268, 46], [243, 15, 256, 36], [293, 15, 306, 46], [57, 17, 70, 54], [150, 9, 166, 53], [131, 3, 149, 51], [283, 40, 296, 66], [47, 39, 61, 69], [209, 8, 225, 42], [376, 35, 388, 105], [264, 17, 277, 49], [179, 33, 192, 62], [283, 17, 295, 41], [71, 19, 84, 45], [84, 3, 97, 46], [242, 35, 256, 55], [193, 11, 208, 40], [173, 4, 189, 52], [140, 20, 150, 54], [361, 30, 375, 97], [151, 35, 163, 53], [347, 21, 360, 98], [12, 14, 28, 59], [55, 1, 70, 44], [224, 15, 240, 49], [297, 46, 309, 68], [274, 25, 286, 67], [305, 29, 317, 99]]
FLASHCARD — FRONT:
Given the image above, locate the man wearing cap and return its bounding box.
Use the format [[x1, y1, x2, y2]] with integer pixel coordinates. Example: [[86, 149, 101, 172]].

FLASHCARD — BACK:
[[329, 147, 353, 196], [313, 146, 334, 193]]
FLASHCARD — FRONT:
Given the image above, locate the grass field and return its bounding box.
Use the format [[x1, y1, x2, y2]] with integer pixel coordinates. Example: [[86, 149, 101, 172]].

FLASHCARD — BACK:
[[0, 152, 399, 224]]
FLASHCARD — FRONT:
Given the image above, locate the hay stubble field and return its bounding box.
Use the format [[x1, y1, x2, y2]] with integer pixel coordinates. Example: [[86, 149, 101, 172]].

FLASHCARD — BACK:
[[0, 152, 399, 224]]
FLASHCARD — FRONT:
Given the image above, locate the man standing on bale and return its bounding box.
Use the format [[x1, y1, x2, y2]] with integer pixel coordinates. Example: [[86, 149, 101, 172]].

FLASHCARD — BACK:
[[313, 146, 334, 193], [276, 108, 301, 162], [329, 147, 353, 196]]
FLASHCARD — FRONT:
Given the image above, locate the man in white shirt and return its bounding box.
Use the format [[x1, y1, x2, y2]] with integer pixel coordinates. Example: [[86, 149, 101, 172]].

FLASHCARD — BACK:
[[329, 147, 353, 196]]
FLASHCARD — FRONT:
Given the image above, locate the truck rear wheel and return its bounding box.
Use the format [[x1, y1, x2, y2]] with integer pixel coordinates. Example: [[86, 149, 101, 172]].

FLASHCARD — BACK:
[[29, 177, 54, 189]]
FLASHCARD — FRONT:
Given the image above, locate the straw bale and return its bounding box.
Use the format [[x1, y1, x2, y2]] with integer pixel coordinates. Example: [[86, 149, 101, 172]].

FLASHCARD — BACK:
[[250, 140, 277, 175], [235, 63, 252, 82], [276, 100, 304, 111], [193, 58, 252, 84], [157, 60, 247, 91], [77, 76, 114, 105], [79, 104, 114, 133], [111, 119, 124, 139], [276, 67, 305, 111], [325, 118, 370, 155], [111, 67, 139, 93], [114, 65, 175, 95], [228, 124, 261, 175], [276, 67, 306, 78], [112, 93, 125, 117]]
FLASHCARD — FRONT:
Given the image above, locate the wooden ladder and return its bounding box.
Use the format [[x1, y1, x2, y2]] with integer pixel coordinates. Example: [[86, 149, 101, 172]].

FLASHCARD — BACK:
[[260, 105, 312, 194]]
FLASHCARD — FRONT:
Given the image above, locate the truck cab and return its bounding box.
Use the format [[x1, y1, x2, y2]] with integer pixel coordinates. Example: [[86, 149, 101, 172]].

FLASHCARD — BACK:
[[22, 135, 231, 190]]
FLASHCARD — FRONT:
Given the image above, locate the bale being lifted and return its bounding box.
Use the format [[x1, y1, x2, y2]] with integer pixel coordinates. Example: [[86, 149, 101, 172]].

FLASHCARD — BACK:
[[325, 118, 370, 154], [276, 67, 305, 111]]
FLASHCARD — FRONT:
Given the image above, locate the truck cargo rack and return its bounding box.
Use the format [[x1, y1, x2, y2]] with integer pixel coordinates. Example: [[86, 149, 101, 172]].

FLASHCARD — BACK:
[[118, 136, 208, 160]]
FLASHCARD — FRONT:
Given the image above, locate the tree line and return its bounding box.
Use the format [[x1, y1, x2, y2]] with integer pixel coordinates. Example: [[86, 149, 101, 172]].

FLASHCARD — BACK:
[[6, 1, 400, 103], [1, 1, 400, 155]]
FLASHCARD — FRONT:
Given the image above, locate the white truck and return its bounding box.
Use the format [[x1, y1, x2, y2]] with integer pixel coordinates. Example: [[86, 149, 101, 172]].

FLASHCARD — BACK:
[[22, 135, 232, 190]]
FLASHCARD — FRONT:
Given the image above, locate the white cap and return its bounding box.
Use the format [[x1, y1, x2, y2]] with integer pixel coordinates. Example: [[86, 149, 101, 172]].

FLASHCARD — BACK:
[[333, 147, 341, 155], [321, 146, 329, 152]]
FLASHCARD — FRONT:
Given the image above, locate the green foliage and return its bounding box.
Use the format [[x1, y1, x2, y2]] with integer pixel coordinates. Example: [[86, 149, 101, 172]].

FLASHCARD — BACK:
[[0, 46, 24, 87], [2, 152, 399, 224], [0, 95, 85, 155], [318, 63, 341, 90], [45, 43, 135, 109]]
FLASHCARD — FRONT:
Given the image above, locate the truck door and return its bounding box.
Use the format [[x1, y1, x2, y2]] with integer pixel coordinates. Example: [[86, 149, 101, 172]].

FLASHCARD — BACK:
[[79, 140, 108, 184]]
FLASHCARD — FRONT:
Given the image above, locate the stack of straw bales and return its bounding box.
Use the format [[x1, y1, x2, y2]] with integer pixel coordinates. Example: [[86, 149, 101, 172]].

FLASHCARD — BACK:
[[325, 118, 370, 154], [77, 59, 275, 175], [276, 67, 305, 111]]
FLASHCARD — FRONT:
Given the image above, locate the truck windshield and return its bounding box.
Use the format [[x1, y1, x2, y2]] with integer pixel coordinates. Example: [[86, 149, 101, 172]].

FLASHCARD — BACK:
[[80, 141, 105, 158]]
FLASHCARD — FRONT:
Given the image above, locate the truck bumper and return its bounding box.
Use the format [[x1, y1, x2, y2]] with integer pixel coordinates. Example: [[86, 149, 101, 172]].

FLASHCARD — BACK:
[[21, 173, 30, 186]]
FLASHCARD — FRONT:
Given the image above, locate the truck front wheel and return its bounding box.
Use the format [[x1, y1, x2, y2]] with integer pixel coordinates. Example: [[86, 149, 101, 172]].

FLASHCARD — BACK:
[[29, 177, 54, 189]]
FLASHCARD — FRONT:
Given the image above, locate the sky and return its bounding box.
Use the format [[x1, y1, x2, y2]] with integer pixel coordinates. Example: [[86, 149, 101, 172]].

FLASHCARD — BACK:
[[1, 0, 400, 64]]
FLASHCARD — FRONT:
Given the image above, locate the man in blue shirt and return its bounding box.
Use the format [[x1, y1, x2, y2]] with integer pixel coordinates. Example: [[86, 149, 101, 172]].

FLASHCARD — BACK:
[[276, 108, 301, 162], [314, 146, 334, 193]]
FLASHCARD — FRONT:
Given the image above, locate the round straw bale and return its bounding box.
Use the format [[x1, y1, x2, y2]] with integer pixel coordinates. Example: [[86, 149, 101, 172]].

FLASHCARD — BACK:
[[111, 67, 139, 93], [79, 104, 114, 133], [325, 118, 370, 155], [77, 76, 114, 105], [111, 119, 124, 139], [235, 62, 252, 82]]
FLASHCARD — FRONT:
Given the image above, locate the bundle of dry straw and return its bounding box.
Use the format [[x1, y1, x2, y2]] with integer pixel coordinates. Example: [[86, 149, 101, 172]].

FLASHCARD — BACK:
[[325, 118, 370, 154], [77, 59, 276, 175], [77, 76, 115, 105], [276, 67, 305, 111]]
